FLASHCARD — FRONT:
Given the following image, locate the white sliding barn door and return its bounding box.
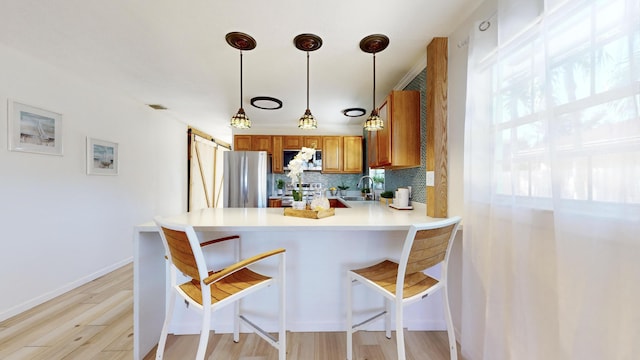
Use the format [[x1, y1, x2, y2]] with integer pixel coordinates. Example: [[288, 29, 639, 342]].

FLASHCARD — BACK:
[[188, 129, 228, 211]]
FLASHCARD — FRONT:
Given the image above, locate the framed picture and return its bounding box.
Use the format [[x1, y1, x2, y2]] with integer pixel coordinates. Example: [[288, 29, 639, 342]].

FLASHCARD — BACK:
[[87, 137, 119, 175], [8, 100, 63, 155]]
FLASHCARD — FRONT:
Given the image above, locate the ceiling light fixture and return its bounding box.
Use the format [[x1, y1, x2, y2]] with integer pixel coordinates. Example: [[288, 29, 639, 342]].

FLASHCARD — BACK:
[[360, 34, 389, 131], [342, 107, 366, 117], [250, 96, 283, 110], [226, 32, 257, 129], [294, 34, 322, 130]]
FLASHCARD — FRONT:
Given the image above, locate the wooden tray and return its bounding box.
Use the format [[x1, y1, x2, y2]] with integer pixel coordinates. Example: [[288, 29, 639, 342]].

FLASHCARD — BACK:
[[283, 207, 335, 219]]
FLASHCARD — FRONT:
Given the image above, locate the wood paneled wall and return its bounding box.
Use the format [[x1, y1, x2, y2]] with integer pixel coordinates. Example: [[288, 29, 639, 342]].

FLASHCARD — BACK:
[[426, 37, 448, 218]]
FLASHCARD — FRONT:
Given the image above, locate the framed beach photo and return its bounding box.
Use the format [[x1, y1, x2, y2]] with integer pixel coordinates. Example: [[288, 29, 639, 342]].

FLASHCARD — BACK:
[[8, 100, 63, 155], [87, 137, 119, 175]]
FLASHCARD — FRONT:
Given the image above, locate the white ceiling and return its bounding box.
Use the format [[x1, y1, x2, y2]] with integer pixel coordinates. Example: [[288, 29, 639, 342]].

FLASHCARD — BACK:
[[0, 0, 482, 142]]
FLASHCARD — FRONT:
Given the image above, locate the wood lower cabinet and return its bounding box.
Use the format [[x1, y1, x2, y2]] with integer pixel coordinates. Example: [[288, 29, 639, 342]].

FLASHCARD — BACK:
[[368, 90, 420, 169], [329, 199, 348, 208], [268, 198, 282, 207]]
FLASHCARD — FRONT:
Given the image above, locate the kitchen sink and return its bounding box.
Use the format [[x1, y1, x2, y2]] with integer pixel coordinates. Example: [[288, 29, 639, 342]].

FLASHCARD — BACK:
[[341, 196, 371, 201]]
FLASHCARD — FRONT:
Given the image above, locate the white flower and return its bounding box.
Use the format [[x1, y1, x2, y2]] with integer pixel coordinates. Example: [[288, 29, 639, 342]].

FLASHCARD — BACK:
[[286, 147, 316, 184]]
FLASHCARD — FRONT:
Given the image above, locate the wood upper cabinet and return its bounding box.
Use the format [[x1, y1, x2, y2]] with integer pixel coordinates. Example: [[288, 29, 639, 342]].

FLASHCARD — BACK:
[[283, 136, 303, 149], [343, 136, 363, 173], [233, 134, 273, 153], [251, 135, 272, 153], [234, 135, 252, 151], [271, 136, 284, 173], [303, 136, 322, 150], [322, 136, 343, 173], [322, 135, 362, 173], [368, 90, 420, 169]]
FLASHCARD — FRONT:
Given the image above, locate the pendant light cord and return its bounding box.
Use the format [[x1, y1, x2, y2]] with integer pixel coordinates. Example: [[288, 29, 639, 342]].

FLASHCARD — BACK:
[[372, 52, 376, 110], [239, 51, 243, 109], [306, 51, 310, 110]]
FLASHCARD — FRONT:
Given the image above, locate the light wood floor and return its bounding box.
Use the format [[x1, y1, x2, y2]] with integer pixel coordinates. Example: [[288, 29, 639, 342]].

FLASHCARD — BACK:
[[0, 263, 463, 360]]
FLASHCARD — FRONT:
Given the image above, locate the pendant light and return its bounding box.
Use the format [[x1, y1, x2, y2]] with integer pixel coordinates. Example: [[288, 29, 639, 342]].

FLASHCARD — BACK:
[[294, 34, 323, 129], [360, 34, 389, 131], [226, 32, 256, 129]]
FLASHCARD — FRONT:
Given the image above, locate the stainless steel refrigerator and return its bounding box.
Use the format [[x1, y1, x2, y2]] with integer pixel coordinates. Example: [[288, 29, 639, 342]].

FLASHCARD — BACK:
[[223, 151, 270, 208]]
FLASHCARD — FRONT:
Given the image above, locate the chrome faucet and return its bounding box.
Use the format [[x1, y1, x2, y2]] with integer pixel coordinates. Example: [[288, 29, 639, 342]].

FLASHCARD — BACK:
[[357, 176, 375, 200]]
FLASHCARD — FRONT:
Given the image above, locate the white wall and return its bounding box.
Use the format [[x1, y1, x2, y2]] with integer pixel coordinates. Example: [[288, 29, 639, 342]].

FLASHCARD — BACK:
[[0, 44, 188, 321]]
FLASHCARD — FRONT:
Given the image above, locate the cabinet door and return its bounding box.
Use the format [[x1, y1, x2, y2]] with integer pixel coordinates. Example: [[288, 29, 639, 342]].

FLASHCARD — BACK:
[[234, 135, 252, 151], [283, 136, 303, 149], [251, 135, 272, 153], [268, 198, 282, 207], [322, 136, 342, 173], [367, 130, 378, 168], [272, 136, 283, 173], [376, 96, 392, 167], [343, 136, 363, 173], [390, 90, 420, 168], [303, 136, 322, 150]]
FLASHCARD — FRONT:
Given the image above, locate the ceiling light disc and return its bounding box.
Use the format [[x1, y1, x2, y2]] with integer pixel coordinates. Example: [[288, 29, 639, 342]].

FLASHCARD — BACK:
[[343, 108, 366, 117], [359, 34, 389, 53], [294, 34, 323, 52], [226, 32, 257, 51], [251, 96, 283, 110]]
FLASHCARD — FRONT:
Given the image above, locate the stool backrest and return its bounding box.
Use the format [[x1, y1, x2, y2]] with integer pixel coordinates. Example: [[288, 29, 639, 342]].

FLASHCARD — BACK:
[[156, 219, 209, 283], [398, 217, 462, 294]]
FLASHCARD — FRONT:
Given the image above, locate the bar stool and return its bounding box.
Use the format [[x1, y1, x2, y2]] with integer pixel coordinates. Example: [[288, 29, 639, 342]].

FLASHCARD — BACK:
[[154, 217, 286, 360], [346, 216, 461, 360]]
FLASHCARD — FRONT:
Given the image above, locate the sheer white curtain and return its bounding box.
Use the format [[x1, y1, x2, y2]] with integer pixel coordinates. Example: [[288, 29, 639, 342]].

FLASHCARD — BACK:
[[462, 0, 640, 359]]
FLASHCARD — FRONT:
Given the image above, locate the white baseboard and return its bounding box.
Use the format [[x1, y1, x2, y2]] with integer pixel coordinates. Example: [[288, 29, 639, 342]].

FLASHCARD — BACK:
[[0, 257, 132, 322]]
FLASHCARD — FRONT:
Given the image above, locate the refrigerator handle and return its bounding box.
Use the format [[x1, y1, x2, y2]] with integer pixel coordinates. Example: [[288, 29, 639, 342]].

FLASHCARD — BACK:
[[242, 154, 248, 207]]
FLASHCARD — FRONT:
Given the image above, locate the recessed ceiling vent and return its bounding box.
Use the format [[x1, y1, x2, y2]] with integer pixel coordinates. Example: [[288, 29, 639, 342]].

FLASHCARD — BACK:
[[148, 104, 168, 110]]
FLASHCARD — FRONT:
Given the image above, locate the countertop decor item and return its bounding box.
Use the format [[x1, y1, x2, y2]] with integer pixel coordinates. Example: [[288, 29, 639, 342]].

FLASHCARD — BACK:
[[284, 207, 335, 219], [286, 147, 316, 201], [337, 182, 350, 196]]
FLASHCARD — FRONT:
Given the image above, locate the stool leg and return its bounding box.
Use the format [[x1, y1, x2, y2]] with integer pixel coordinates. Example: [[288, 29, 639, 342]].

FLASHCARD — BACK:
[[384, 298, 392, 339], [195, 304, 211, 360], [278, 253, 286, 360], [233, 300, 240, 343], [442, 286, 458, 359], [395, 300, 406, 360], [346, 273, 354, 360], [155, 291, 175, 359]]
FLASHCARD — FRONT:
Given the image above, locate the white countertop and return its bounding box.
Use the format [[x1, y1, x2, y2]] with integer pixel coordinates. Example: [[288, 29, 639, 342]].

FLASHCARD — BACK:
[[140, 200, 435, 232]]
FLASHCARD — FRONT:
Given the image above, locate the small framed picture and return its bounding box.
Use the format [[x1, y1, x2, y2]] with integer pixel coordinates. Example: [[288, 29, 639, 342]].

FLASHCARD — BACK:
[[87, 137, 119, 175], [8, 100, 63, 155]]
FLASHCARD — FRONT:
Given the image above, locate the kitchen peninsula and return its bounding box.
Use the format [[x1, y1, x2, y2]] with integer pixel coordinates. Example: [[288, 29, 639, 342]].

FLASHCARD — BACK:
[[134, 200, 450, 359]]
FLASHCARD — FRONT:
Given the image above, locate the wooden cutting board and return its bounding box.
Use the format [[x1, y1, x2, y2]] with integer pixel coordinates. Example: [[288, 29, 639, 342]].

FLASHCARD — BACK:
[[283, 207, 335, 219]]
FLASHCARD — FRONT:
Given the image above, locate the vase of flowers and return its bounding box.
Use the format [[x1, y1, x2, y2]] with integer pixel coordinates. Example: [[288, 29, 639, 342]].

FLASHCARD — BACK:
[[287, 147, 316, 209]]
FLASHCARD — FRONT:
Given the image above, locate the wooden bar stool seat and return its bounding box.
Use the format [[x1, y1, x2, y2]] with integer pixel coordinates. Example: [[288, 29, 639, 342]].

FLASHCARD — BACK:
[[346, 216, 461, 360]]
